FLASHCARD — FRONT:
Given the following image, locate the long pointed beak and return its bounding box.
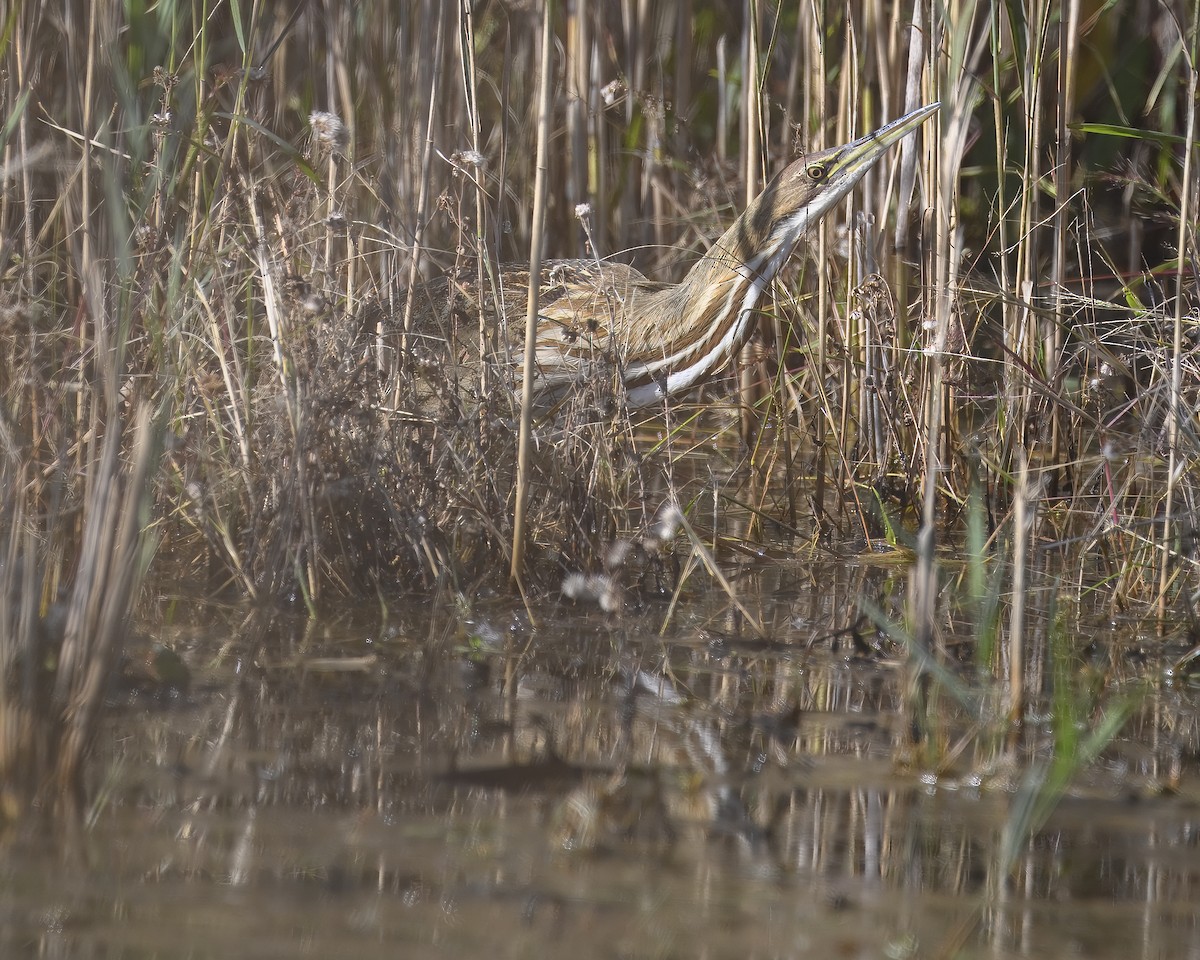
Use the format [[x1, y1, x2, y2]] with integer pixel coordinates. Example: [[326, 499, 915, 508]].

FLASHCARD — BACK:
[[823, 101, 940, 186], [763, 99, 940, 240], [761, 101, 939, 249]]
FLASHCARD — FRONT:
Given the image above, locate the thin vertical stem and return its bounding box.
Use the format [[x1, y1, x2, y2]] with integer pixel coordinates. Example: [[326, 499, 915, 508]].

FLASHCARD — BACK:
[[1012, 1, 1051, 451], [399, 12, 445, 356], [1008, 451, 1029, 722], [808, 0, 830, 517], [459, 0, 492, 399], [566, 0, 589, 256], [716, 36, 728, 164], [1049, 0, 1081, 471], [743, 0, 762, 209], [511, 0, 555, 585], [1158, 0, 1200, 624], [894, 2, 927, 251], [738, 0, 763, 445], [989, 2, 1013, 426]]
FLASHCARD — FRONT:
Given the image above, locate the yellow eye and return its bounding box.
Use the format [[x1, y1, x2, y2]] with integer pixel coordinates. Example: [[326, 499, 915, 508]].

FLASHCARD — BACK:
[[806, 163, 827, 181]]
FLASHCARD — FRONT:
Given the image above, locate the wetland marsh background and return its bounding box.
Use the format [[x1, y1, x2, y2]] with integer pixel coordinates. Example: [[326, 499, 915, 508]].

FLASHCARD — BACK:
[[3, 1, 1200, 956]]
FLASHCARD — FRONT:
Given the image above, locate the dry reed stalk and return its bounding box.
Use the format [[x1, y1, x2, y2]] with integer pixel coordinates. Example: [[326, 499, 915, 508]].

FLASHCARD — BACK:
[[399, 13, 446, 355], [1007, 450, 1031, 722], [803, 2, 833, 518], [737, 0, 762, 445], [565, 2, 588, 257], [987, 4, 1014, 451], [0, 503, 42, 820], [53, 404, 159, 805], [1158, 5, 1200, 624], [909, 0, 980, 678], [912, 11, 946, 654], [456, 2, 494, 402], [1049, 0, 1083, 474], [511, 0, 556, 584]]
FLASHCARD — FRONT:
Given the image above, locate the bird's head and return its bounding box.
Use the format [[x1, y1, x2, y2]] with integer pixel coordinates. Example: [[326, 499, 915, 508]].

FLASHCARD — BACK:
[[742, 101, 940, 267]]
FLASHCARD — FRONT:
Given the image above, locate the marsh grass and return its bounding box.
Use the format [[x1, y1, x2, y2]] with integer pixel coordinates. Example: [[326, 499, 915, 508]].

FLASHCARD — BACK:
[[2, 1, 1199, 816]]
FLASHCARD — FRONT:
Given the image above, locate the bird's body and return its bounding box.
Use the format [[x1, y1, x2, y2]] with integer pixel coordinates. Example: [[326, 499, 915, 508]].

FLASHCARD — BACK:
[[407, 103, 938, 412]]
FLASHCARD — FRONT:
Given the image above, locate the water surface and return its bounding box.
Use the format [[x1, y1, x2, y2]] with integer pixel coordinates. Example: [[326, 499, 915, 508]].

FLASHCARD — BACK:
[[3, 557, 1198, 959]]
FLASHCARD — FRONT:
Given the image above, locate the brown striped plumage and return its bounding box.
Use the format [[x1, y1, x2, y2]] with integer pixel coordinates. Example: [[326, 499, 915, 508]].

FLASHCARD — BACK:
[[410, 103, 938, 411]]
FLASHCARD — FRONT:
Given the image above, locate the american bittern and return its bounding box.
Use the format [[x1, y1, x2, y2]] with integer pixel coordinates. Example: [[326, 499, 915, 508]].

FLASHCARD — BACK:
[[411, 102, 938, 411]]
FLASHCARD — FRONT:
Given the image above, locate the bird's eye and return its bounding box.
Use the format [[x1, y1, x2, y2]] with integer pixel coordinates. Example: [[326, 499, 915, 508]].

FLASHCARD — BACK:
[[806, 163, 827, 181]]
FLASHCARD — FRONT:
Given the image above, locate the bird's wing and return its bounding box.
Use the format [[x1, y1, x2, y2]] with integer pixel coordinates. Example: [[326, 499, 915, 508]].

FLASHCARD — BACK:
[[529, 261, 659, 369]]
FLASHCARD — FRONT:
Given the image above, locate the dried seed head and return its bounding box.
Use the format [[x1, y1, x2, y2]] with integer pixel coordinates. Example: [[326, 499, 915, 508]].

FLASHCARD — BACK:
[[451, 149, 487, 169], [562, 572, 620, 612], [601, 79, 625, 106], [309, 110, 349, 151], [647, 502, 683, 546], [603, 540, 633, 571], [152, 66, 178, 91], [598, 583, 620, 613], [302, 292, 327, 316]]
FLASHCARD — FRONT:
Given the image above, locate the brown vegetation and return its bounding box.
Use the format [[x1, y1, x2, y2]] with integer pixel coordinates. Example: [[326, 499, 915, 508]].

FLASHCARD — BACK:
[[1, 1, 1198, 809]]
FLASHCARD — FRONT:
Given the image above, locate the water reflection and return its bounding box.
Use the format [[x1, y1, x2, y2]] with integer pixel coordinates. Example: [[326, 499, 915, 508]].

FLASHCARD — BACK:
[[3, 561, 1200, 959]]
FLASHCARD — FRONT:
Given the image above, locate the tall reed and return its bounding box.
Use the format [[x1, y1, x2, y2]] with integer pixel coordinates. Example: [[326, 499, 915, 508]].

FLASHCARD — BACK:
[[3, 5, 1200, 802]]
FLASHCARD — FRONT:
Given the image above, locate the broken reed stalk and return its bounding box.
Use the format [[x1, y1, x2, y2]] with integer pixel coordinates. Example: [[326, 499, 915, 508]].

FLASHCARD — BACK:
[[511, 0, 555, 585]]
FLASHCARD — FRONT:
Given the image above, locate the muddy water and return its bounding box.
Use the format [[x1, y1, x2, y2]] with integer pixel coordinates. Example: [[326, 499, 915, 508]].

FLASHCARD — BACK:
[[3, 558, 1199, 959]]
